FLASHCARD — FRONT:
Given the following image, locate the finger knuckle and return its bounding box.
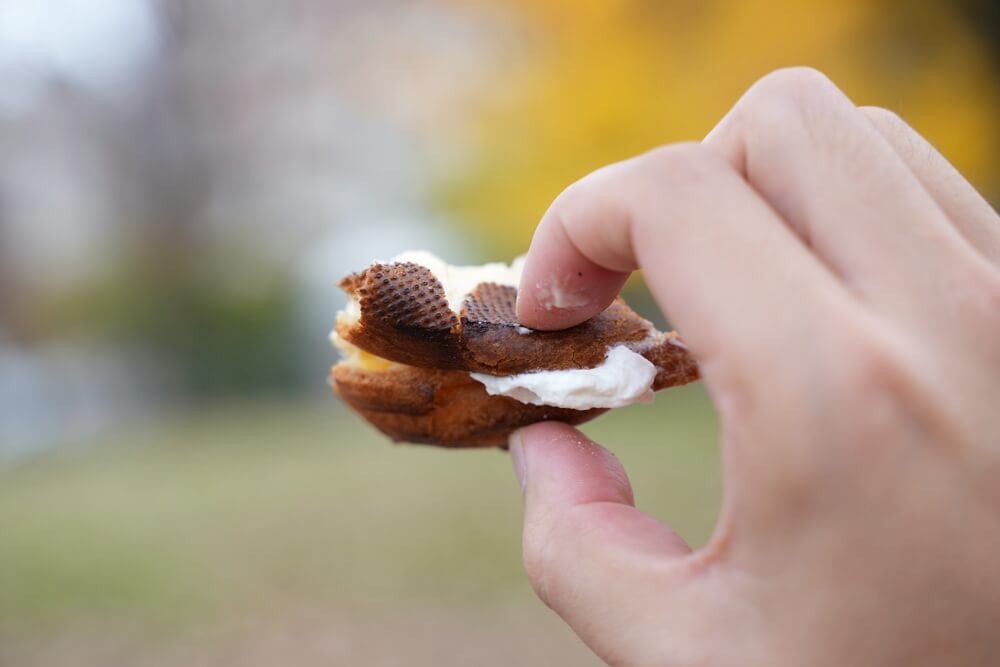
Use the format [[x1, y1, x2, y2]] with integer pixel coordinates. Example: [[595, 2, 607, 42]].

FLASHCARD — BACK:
[[550, 175, 591, 220], [733, 67, 838, 138], [834, 327, 920, 406], [750, 66, 837, 103], [631, 142, 724, 189], [834, 324, 956, 441], [550, 161, 623, 227], [522, 508, 598, 611], [860, 105, 906, 131], [639, 140, 709, 167], [859, 106, 929, 164], [521, 515, 560, 607]]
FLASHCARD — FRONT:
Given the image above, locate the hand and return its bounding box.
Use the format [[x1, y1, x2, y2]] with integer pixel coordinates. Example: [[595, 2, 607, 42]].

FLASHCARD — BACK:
[[510, 67, 1000, 667]]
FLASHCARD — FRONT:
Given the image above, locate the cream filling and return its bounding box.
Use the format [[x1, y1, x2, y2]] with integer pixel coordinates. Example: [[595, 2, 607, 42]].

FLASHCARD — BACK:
[[470, 345, 656, 410], [330, 331, 399, 372]]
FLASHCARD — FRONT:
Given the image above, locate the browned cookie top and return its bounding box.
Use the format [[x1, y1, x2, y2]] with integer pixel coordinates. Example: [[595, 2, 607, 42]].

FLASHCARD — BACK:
[[337, 260, 693, 377]]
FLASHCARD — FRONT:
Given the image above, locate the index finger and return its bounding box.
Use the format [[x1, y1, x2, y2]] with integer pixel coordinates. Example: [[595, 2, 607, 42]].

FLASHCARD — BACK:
[[515, 142, 849, 386], [515, 206, 632, 331]]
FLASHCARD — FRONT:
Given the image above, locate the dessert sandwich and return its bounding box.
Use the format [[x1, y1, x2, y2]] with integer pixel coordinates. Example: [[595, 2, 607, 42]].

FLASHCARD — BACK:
[[330, 251, 698, 448]]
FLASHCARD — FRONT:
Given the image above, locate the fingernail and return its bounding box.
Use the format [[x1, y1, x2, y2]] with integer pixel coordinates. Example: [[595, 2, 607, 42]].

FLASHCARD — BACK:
[[509, 429, 527, 492]]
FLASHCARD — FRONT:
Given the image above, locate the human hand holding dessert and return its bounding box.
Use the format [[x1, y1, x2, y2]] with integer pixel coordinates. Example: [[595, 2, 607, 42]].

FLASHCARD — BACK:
[[509, 68, 1000, 666], [327, 65, 1000, 667]]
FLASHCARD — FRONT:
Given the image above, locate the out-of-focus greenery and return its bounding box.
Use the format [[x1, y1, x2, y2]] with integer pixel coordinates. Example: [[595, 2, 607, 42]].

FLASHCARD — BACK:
[[0, 385, 718, 659], [439, 0, 1000, 258], [46, 253, 303, 397]]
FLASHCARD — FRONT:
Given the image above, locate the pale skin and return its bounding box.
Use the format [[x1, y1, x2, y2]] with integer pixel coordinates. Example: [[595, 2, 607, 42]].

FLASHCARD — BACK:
[[510, 68, 1000, 666]]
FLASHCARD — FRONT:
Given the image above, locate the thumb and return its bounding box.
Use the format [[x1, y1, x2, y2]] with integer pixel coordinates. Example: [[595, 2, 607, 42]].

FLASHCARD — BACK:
[[510, 422, 701, 662]]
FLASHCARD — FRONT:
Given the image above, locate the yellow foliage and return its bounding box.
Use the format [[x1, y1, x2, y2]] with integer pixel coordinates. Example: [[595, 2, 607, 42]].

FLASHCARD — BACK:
[[437, 0, 1000, 258]]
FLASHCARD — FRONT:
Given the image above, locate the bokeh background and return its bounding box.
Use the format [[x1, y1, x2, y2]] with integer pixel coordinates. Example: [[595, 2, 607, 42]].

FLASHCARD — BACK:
[[1, 1, 998, 665]]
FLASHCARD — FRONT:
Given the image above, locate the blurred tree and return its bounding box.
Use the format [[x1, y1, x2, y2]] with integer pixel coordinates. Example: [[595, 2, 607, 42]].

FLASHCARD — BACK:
[[437, 0, 1000, 259]]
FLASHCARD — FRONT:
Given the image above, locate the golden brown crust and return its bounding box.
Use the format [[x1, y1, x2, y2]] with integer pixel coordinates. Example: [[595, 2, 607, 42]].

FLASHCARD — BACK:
[[339, 262, 464, 370], [331, 363, 605, 448], [647, 332, 700, 390]]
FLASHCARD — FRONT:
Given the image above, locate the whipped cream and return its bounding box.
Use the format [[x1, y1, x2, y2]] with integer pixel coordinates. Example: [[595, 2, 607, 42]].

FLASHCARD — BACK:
[[536, 277, 589, 310], [470, 345, 656, 410], [391, 250, 524, 314]]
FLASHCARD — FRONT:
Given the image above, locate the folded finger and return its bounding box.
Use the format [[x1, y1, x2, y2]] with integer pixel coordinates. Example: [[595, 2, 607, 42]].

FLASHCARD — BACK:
[[703, 67, 985, 329], [516, 142, 849, 392], [860, 105, 1000, 267]]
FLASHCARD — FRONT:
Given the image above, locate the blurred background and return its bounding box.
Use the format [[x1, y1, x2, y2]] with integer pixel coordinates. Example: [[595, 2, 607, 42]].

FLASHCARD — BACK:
[[1, 1, 997, 664]]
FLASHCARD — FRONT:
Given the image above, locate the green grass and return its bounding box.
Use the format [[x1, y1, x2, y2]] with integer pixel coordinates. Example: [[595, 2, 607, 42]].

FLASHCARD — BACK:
[[0, 385, 720, 640]]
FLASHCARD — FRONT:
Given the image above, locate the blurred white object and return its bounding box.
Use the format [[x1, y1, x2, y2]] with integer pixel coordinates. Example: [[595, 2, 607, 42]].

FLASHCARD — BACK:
[[0, 0, 159, 112]]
